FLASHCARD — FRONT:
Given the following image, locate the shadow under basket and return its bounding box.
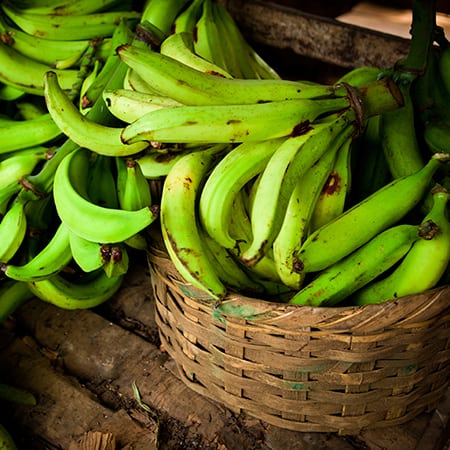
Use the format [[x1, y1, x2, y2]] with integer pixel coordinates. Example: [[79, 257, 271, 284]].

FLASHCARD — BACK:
[[147, 244, 450, 434]]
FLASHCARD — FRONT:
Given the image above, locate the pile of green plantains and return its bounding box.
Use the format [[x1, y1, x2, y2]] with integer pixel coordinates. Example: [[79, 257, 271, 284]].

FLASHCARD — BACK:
[[0, 0, 449, 320]]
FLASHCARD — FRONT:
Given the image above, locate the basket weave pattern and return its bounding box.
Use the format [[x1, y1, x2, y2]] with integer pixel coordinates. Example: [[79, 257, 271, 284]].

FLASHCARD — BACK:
[[148, 245, 450, 433]]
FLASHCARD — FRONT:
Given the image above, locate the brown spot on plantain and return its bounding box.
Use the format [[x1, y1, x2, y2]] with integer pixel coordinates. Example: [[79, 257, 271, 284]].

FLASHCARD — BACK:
[[292, 120, 313, 137], [183, 176, 193, 190], [292, 258, 304, 274], [321, 172, 341, 196], [418, 219, 439, 240], [1, 31, 14, 46], [205, 70, 228, 78]]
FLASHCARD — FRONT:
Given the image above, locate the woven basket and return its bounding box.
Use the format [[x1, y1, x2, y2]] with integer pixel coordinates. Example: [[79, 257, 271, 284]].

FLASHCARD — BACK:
[[147, 239, 450, 434]]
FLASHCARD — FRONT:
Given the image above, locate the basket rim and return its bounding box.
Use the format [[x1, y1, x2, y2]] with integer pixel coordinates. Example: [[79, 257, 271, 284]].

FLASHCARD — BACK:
[[147, 243, 450, 330]]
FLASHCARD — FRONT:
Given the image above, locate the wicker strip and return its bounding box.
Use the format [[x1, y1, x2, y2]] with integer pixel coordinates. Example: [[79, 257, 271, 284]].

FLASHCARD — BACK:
[[148, 244, 450, 434]]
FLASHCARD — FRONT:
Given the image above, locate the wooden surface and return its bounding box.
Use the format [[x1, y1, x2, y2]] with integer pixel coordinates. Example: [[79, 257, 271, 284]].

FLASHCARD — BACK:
[[0, 257, 449, 450], [337, 1, 450, 39], [220, 1, 450, 72], [219, 0, 411, 69]]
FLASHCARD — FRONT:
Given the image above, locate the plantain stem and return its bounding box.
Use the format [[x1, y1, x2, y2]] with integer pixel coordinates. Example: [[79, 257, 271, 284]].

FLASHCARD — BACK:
[[346, 77, 403, 125], [395, 0, 437, 78], [67, 37, 103, 102]]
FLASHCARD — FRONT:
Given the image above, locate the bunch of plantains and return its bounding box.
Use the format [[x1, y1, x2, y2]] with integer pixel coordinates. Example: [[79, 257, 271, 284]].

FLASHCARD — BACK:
[[0, 0, 449, 321]]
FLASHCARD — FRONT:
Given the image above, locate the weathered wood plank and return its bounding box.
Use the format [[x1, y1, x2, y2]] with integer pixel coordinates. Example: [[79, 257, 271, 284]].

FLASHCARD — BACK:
[[219, 0, 410, 69], [0, 333, 158, 449]]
